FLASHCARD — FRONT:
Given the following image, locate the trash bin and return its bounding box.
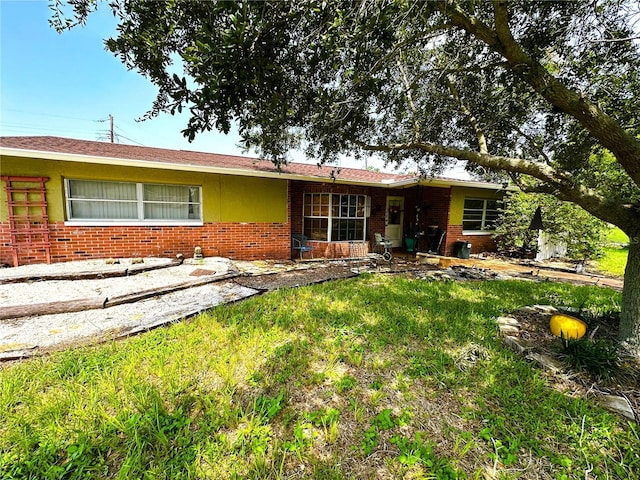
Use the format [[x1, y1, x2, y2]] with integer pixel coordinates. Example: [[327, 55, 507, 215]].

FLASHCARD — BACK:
[[454, 241, 472, 259]]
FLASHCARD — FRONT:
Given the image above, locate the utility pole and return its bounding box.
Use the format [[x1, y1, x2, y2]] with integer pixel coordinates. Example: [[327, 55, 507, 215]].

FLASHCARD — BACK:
[[96, 114, 118, 143]]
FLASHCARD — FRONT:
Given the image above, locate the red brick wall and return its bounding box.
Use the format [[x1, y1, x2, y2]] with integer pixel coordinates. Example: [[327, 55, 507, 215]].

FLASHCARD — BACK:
[[0, 222, 291, 266], [289, 180, 388, 258], [401, 186, 451, 255], [442, 225, 497, 257], [403, 186, 451, 232]]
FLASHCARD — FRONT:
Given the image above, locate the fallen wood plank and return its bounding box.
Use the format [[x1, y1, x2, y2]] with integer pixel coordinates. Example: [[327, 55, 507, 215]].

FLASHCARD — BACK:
[[0, 297, 108, 320], [103, 271, 239, 307], [0, 272, 239, 320], [125, 258, 183, 276], [0, 269, 127, 283], [0, 259, 181, 284]]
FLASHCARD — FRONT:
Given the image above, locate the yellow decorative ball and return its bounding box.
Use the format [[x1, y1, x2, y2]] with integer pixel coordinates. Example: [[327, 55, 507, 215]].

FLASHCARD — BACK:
[[549, 314, 587, 340]]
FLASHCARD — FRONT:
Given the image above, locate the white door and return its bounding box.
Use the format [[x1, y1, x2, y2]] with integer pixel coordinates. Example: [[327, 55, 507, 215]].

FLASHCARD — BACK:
[[385, 196, 404, 247]]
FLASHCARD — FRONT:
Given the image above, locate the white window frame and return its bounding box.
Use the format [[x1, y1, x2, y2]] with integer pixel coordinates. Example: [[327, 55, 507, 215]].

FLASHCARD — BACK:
[[64, 179, 203, 226], [462, 197, 500, 234], [303, 193, 370, 241]]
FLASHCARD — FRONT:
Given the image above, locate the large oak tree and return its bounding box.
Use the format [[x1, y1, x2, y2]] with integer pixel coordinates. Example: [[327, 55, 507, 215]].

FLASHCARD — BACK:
[[53, 1, 640, 350]]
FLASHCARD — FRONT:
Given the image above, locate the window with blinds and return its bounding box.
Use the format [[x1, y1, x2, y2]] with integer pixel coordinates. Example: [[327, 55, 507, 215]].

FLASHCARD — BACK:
[[65, 179, 202, 224], [462, 198, 500, 232]]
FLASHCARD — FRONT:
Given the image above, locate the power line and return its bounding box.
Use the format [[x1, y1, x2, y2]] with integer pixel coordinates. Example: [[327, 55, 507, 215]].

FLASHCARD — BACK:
[[0, 122, 99, 136], [116, 134, 146, 146], [95, 114, 115, 143], [1, 108, 97, 122], [114, 125, 146, 146]]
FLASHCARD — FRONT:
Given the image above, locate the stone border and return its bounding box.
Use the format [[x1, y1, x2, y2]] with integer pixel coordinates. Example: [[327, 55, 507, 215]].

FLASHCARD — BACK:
[[495, 305, 636, 421]]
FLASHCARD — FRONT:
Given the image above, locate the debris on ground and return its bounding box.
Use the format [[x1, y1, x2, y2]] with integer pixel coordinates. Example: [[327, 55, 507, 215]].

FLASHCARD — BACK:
[[0, 254, 625, 361]]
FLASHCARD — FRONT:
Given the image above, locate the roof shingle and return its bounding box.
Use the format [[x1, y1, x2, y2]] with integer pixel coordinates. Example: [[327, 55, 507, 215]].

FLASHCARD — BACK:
[[0, 136, 412, 184], [1, 136, 506, 190]]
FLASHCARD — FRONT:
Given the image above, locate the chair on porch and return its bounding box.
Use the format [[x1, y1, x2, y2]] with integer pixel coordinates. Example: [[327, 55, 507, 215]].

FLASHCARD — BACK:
[[292, 234, 314, 260], [373, 233, 393, 261]]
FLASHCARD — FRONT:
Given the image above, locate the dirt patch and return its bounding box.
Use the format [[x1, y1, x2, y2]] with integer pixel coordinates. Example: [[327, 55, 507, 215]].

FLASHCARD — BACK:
[[235, 264, 359, 290]]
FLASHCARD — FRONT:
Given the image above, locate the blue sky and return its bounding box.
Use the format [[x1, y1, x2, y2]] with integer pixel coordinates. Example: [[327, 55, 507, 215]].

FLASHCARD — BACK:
[[0, 0, 252, 156], [0, 0, 470, 176]]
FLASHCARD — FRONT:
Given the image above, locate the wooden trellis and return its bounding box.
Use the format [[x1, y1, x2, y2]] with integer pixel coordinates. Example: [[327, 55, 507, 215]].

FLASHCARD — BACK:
[[2, 176, 51, 266]]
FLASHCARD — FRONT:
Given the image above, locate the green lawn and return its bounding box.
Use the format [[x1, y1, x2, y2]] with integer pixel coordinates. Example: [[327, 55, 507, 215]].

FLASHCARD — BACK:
[[591, 227, 629, 276], [595, 247, 629, 277], [606, 226, 630, 245], [1, 276, 637, 479]]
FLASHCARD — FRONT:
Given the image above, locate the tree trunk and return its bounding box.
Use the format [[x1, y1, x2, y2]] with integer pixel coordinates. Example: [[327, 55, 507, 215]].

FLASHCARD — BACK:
[[620, 239, 640, 353]]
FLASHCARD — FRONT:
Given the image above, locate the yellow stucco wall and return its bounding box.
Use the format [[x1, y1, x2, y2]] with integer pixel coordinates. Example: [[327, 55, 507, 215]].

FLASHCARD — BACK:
[[219, 175, 287, 222], [449, 186, 505, 225], [0, 155, 287, 223]]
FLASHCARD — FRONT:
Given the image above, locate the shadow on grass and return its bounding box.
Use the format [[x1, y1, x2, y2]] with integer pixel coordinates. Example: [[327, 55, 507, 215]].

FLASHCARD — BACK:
[[1, 275, 633, 479]]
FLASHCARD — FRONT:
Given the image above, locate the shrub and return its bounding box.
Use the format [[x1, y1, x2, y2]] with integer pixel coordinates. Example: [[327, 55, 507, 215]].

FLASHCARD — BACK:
[[493, 192, 607, 261], [561, 337, 619, 380]]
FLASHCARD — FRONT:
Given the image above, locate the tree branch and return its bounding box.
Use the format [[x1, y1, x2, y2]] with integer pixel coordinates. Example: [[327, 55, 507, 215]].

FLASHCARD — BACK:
[[366, 23, 451, 77], [355, 139, 637, 228], [440, 1, 640, 185], [445, 75, 488, 154], [397, 54, 420, 141]]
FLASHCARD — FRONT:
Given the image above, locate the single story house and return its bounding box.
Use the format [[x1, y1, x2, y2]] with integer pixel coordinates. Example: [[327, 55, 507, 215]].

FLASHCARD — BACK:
[[0, 136, 507, 266]]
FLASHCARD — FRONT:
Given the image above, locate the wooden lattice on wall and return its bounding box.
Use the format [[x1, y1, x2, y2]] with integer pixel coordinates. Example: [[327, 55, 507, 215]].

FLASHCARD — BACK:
[[1, 176, 51, 266]]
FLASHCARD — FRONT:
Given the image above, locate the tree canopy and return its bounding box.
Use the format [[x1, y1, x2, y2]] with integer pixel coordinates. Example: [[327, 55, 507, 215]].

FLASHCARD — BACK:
[[53, 0, 640, 347]]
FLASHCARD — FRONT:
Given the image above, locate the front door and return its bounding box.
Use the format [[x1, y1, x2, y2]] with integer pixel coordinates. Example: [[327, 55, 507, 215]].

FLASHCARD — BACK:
[[385, 196, 404, 247]]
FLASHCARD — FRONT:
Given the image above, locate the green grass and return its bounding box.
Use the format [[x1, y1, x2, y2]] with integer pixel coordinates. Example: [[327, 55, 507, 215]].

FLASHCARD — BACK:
[[1, 276, 638, 479], [595, 247, 628, 277], [591, 227, 628, 277], [606, 226, 629, 245]]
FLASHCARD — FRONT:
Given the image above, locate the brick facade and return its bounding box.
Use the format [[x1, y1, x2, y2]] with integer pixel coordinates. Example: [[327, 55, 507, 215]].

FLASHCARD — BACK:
[[289, 180, 389, 259], [403, 185, 452, 255], [288, 180, 495, 259], [1, 178, 497, 266], [1, 222, 291, 266], [442, 225, 497, 257]]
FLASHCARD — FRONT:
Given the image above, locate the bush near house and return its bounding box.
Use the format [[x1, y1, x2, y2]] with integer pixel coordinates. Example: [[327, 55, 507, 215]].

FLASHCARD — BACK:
[[493, 192, 607, 261]]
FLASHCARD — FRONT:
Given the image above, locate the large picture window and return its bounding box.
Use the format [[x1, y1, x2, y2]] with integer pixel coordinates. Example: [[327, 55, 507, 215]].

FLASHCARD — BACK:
[[65, 179, 202, 224], [462, 198, 500, 232], [303, 193, 369, 241]]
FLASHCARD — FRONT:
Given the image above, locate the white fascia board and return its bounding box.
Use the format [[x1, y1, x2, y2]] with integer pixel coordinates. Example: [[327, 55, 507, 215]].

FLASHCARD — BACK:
[[1, 146, 514, 190], [418, 177, 517, 191], [0, 146, 409, 187]]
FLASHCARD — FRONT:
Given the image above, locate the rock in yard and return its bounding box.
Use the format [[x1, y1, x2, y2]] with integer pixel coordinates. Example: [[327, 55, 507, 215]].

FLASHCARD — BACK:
[[498, 324, 520, 337], [495, 316, 521, 327], [532, 304, 559, 314], [599, 395, 635, 421], [526, 352, 564, 373], [503, 336, 536, 355], [517, 304, 558, 315]]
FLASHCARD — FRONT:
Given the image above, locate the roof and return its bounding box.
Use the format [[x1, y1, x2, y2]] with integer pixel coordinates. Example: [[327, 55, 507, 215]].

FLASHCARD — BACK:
[[0, 136, 506, 190]]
